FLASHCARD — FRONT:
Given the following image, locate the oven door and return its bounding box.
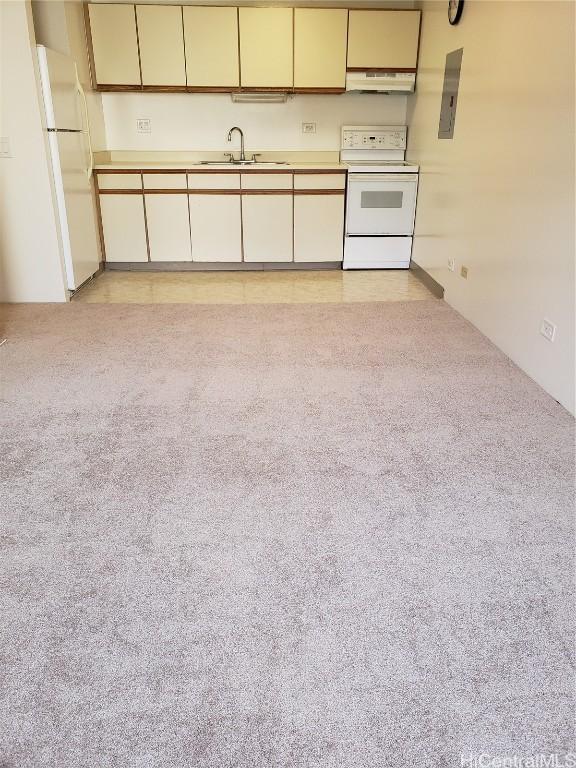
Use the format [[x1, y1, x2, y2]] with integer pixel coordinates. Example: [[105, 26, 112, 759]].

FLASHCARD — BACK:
[[346, 173, 418, 235]]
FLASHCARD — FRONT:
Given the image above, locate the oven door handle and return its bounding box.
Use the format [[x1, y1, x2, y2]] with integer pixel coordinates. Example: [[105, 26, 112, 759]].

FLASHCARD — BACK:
[[348, 173, 419, 184]]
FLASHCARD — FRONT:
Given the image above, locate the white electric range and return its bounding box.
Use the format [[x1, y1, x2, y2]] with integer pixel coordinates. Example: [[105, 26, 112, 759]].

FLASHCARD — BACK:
[[341, 126, 419, 269]]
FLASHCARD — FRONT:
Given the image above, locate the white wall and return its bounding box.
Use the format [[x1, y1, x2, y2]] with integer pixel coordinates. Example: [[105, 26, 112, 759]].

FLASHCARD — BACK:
[[407, 0, 575, 414], [0, 0, 68, 303], [102, 92, 407, 151]]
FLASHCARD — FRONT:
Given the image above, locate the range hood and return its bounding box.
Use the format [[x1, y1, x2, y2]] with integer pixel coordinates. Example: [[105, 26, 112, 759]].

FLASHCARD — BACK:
[[346, 72, 416, 94]]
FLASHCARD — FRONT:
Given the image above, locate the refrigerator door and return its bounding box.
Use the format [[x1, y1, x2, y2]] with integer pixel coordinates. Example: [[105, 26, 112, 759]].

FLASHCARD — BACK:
[[37, 45, 83, 131], [49, 131, 100, 289]]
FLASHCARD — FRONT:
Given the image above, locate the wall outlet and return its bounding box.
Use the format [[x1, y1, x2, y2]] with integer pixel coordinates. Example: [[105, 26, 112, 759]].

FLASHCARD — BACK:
[[136, 119, 152, 134], [540, 319, 556, 342], [460, 265, 468, 279], [447, 258, 456, 272], [0, 137, 11, 158], [302, 122, 316, 134]]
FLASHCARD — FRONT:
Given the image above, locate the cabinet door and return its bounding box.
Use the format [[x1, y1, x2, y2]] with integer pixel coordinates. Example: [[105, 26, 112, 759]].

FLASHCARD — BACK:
[[347, 11, 421, 71], [294, 194, 344, 263], [136, 5, 186, 87], [87, 4, 141, 87], [294, 9, 348, 90], [239, 8, 293, 88], [183, 7, 239, 88], [145, 195, 192, 262], [242, 195, 293, 263], [189, 195, 242, 262], [99, 195, 148, 262]]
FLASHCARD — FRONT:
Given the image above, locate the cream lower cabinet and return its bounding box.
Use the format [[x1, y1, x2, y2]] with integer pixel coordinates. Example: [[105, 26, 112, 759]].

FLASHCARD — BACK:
[[242, 194, 293, 263], [189, 195, 242, 262], [145, 195, 192, 262], [99, 195, 148, 263], [294, 194, 345, 262]]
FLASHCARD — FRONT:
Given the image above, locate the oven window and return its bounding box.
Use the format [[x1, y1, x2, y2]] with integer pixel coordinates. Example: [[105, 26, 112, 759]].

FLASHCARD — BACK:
[[360, 191, 403, 209]]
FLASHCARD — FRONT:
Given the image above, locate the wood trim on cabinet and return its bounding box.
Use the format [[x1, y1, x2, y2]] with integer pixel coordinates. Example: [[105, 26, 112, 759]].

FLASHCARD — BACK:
[[187, 189, 242, 195], [293, 189, 345, 195], [237, 6, 242, 88], [99, 188, 344, 195], [83, 3, 97, 91], [95, 168, 346, 177], [98, 189, 146, 195], [95, 84, 143, 91], [94, 169, 143, 174], [142, 85, 188, 93], [142, 183, 152, 263], [92, 171, 107, 263], [134, 3, 144, 88], [293, 88, 346, 94], [187, 86, 236, 93]]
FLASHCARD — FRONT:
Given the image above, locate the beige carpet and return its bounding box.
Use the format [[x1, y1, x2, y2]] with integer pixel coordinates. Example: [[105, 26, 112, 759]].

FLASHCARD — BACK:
[[0, 300, 574, 767]]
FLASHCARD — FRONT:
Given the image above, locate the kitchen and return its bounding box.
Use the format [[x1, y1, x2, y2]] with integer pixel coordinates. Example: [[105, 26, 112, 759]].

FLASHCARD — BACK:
[[33, 3, 425, 288]]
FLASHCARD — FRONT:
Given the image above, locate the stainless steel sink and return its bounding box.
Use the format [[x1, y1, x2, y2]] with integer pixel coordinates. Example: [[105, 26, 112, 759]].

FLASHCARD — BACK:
[[197, 160, 288, 167]]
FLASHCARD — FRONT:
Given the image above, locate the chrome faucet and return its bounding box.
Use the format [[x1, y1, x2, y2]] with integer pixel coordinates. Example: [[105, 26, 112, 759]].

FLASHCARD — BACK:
[[227, 126, 245, 162]]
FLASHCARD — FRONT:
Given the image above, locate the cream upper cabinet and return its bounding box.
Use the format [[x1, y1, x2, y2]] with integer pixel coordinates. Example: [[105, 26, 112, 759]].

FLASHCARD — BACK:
[[136, 5, 186, 87], [183, 7, 239, 88], [87, 3, 141, 87], [294, 9, 348, 90], [239, 8, 293, 88], [347, 10, 421, 71]]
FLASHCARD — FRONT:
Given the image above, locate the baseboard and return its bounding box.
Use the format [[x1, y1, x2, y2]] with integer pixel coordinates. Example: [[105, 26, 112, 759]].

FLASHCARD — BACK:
[[105, 262, 343, 272], [409, 261, 444, 299]]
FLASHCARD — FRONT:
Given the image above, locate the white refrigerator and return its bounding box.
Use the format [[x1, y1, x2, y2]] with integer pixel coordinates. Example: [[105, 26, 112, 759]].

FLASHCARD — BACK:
[[37, 45, 100, 291]]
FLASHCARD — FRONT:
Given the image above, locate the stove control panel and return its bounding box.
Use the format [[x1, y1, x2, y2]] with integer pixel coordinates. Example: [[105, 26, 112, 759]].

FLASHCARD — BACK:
[[341, 126, 407, 151]]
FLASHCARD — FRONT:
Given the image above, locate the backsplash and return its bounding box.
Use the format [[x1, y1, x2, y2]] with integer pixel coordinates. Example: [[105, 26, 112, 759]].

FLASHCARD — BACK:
[[101, 92, 408, 151]]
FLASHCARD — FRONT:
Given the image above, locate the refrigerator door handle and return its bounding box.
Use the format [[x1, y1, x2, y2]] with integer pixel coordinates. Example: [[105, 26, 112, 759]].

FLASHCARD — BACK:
[[77, 80, 93, 179]]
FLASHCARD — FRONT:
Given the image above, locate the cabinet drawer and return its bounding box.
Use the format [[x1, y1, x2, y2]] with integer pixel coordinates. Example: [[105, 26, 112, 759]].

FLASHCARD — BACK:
[[97, 173, 142, 190], [241, 173, 293, 190], [143, 173, 187, 190], [294, 173, 346, 190], [188, 173, 241, 190]]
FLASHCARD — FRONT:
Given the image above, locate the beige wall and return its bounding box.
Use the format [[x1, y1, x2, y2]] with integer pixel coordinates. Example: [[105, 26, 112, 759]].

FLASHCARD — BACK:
[[407, 0, 575, 414], [0, 0, 68, 303]]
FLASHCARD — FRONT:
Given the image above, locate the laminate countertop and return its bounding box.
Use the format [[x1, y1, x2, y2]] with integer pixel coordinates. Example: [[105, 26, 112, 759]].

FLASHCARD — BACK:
[[92, 151, 347, 172]]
